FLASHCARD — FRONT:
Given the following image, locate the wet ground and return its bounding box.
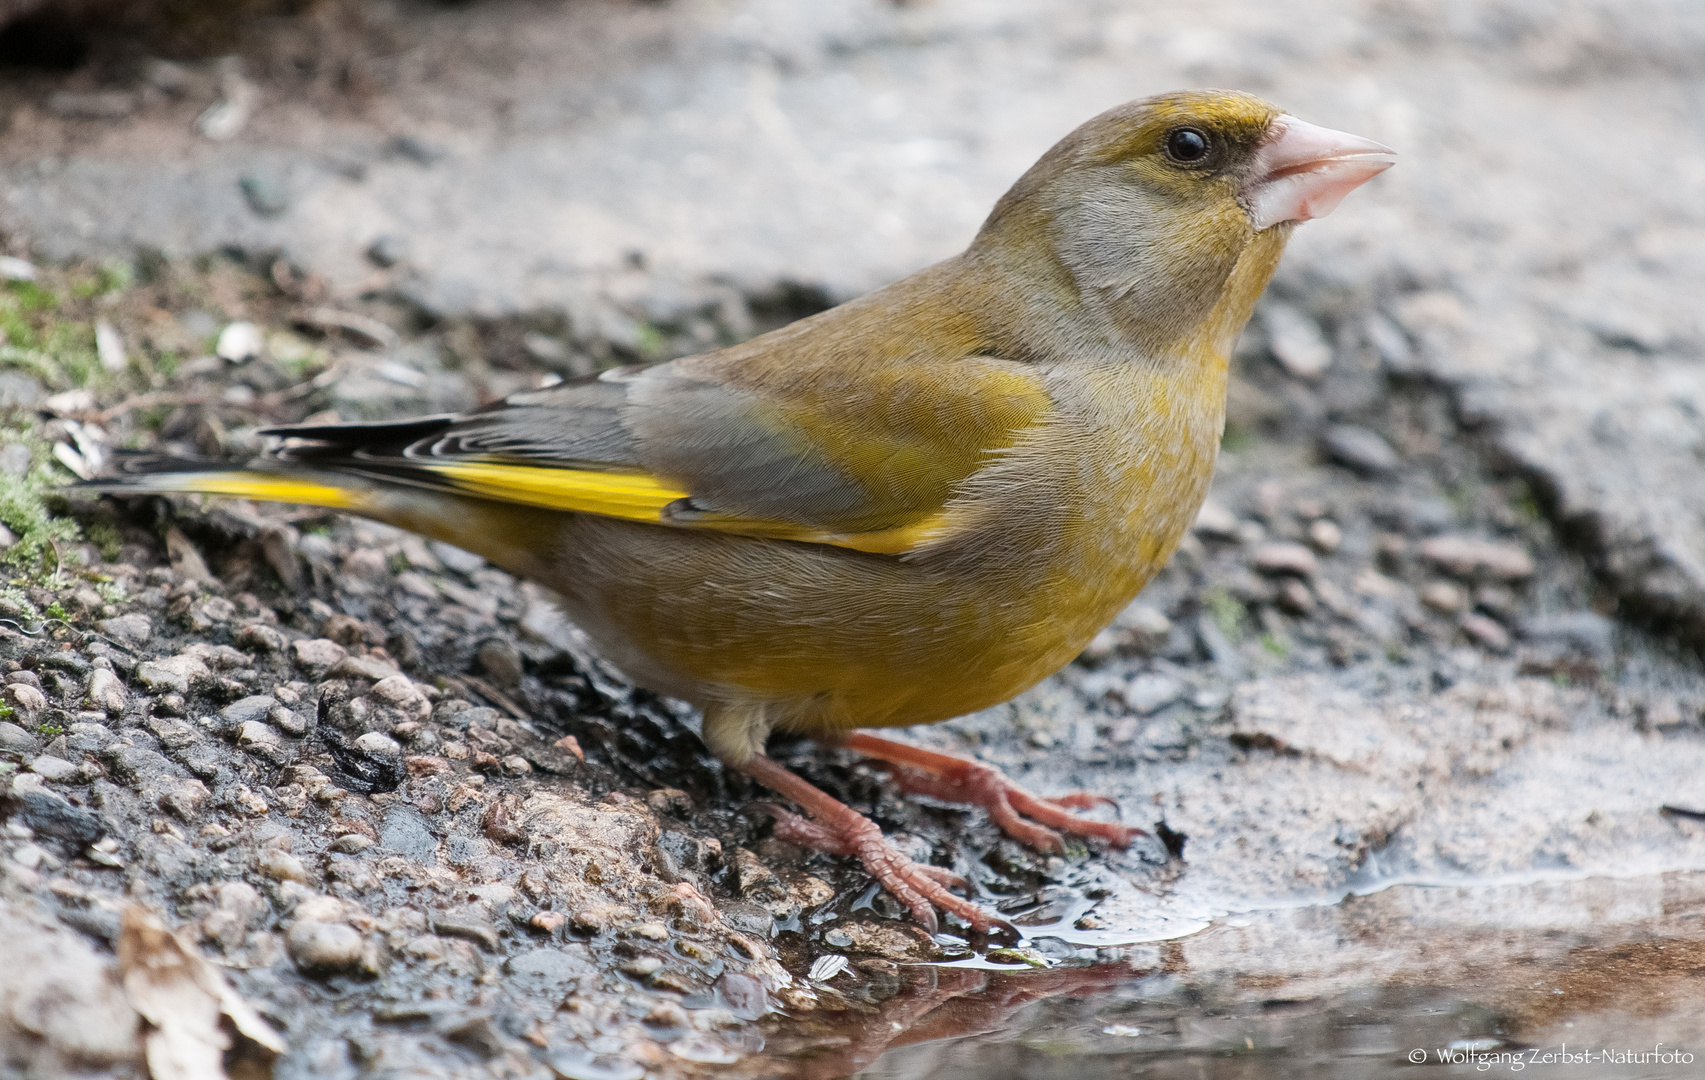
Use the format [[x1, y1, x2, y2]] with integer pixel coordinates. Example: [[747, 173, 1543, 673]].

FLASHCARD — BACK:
[[1, 1, 1704, 1078]]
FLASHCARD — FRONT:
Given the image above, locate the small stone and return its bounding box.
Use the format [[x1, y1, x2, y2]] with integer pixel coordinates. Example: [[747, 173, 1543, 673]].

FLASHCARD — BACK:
[[1252, 542, 1319, 578], [368, 674, 431, 719], [1420, 581, 1466, 614], [286, 921, 368, 975], [84, 668, 129, 715], [216, 320, 265, 363], [234, 623, 289, 653], [530, 911, 565, 933], [0, 721, 39, 752], [354, 732, 401, 758], [1306, 519, 1342, 554], [269, 706, 308, 737], [227, 784, 269, 815], [430, 541, 485, 574], [1460, 613, 1512, 651], [96, 613, 152, 647], [258, 848, 311, 883], [1262, 300, 1333, 379], [221, 695, 279, 728], [291, 638, 347, 675], [3, 682, 47, 714], [1276, 578, 1317, 615], [237, 721, 283, 752], [475, 639, 524, 688], [1519, 611, 1615, 658], [621, 956, 664, 978], [134, 653, 210, 695], [500, 755, 532, 776], [159, 779, 210, 820], [430, 911, 499, 951], [1474, 584, 1516, 616], [1417, 535, 1536, 581], [326, 654, 400, 681], [1192, 499, 1240, 540], [329, 834, 374, 854], [27, 755, 78, 782], [1320, 424, 1399, 476]]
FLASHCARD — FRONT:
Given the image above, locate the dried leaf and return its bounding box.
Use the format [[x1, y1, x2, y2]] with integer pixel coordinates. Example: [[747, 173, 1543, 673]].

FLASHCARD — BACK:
[[119, 905, 285, 1080]]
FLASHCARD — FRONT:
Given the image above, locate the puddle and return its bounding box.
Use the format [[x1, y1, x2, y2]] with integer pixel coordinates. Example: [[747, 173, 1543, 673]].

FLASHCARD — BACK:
[[751, 871, 1705, 1079]]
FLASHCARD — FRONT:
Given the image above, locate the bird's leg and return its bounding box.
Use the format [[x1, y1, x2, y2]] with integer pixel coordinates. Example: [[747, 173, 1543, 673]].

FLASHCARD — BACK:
[[739, 754, 1013, 936], [842, 731, 1141, 854]]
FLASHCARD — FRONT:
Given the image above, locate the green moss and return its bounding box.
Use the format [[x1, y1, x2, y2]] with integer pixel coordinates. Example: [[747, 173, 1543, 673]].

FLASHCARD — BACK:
[[1204, 587, 1246, 644], [7, 280, 57, 313], [1260, 631, 1290, 659], [0, 702, 12, 720], [86, 520, 123, 561], [43, 600, 67, 621]]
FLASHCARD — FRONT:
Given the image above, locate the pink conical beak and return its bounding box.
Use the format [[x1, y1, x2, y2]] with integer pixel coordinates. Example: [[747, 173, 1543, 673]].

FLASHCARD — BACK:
[[1242, 115, 1396, 230]]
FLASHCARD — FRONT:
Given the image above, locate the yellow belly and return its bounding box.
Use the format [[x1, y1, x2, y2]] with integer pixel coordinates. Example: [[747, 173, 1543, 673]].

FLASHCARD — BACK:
[[526, 357, 1226, 739]]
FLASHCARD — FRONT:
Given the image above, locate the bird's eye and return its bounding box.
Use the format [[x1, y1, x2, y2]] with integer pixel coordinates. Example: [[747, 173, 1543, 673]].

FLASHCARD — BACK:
[[1165, 127, 1211, 164]]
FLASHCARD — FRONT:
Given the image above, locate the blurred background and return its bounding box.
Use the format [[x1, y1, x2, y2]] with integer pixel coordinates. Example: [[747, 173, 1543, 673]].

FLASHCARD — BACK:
[[1, 2, 1704, 1078]]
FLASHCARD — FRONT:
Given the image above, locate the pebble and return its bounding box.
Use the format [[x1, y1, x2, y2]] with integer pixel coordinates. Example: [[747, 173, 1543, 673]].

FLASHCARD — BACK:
[[431, 541, 486, 574], [1460, 613, 1512, 651], [354, 732, 402, 758], [330, 833, 374, 854], [0, 721, 39, 752], [1421, 581, 1467, 614], [222, 695, 279, 728], [1320, 424, 1399, 476], [237, 721, 284, 752], [431, 911, 500, 950], [291, 638, 348, 675], [476, 639, 525, 688], [328, 654, 400, 682], [286, 920, 367, 974], [1417, 535, 1536, 581], [134, 653, 210, 695], [3, 682, 47, 714], [96, 613, 152, 647], [1121, 673, 1182, 714], [1306, 518, 1342, 554], [1193, 499, 1240, 540], [258, 848, 311, 883], [84, 668, 129, 715], [1276, 578, 1316, 615], [27, 755, 78, 782], [1261, 300, 1334, 379], [1519, 611, 1615, 658], [1252, 542, 1319, 578], [234, 623, 289, 653]]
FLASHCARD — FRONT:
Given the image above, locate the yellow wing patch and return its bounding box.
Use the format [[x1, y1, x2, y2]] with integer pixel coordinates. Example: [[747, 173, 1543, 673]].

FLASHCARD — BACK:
[[428, 461, 687, 523], [425, 461, 953, 555]]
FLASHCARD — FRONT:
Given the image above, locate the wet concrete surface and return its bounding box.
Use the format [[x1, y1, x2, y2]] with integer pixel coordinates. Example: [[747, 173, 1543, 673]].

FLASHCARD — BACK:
[[0, 0, 1703, 1077]]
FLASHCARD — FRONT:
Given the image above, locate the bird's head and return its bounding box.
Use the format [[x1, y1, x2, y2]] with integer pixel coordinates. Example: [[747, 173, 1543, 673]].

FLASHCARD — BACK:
[[977, 89, 1394, 356]]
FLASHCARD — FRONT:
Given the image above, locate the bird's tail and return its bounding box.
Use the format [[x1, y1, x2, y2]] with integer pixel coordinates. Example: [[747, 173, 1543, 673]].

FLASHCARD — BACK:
[[78, 450, 562, 583], [84, 452, 369, 512]]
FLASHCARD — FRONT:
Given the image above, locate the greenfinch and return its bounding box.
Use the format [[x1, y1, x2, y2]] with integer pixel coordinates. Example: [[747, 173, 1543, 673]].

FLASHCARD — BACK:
[[91, 90, 1392, 933]]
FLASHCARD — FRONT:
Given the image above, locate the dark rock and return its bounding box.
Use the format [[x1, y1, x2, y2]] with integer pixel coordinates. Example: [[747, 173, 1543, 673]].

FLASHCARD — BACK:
[[1519, 611, 1615, 658], [379, 806, 437, 863], [4, 788, 105, 846], [0, 720, 39, 752], [1320, 424, 1399, 476]]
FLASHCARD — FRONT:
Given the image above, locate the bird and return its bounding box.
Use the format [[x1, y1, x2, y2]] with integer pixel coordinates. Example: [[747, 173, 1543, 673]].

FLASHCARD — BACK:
[[86, 89, 1393, 934]]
